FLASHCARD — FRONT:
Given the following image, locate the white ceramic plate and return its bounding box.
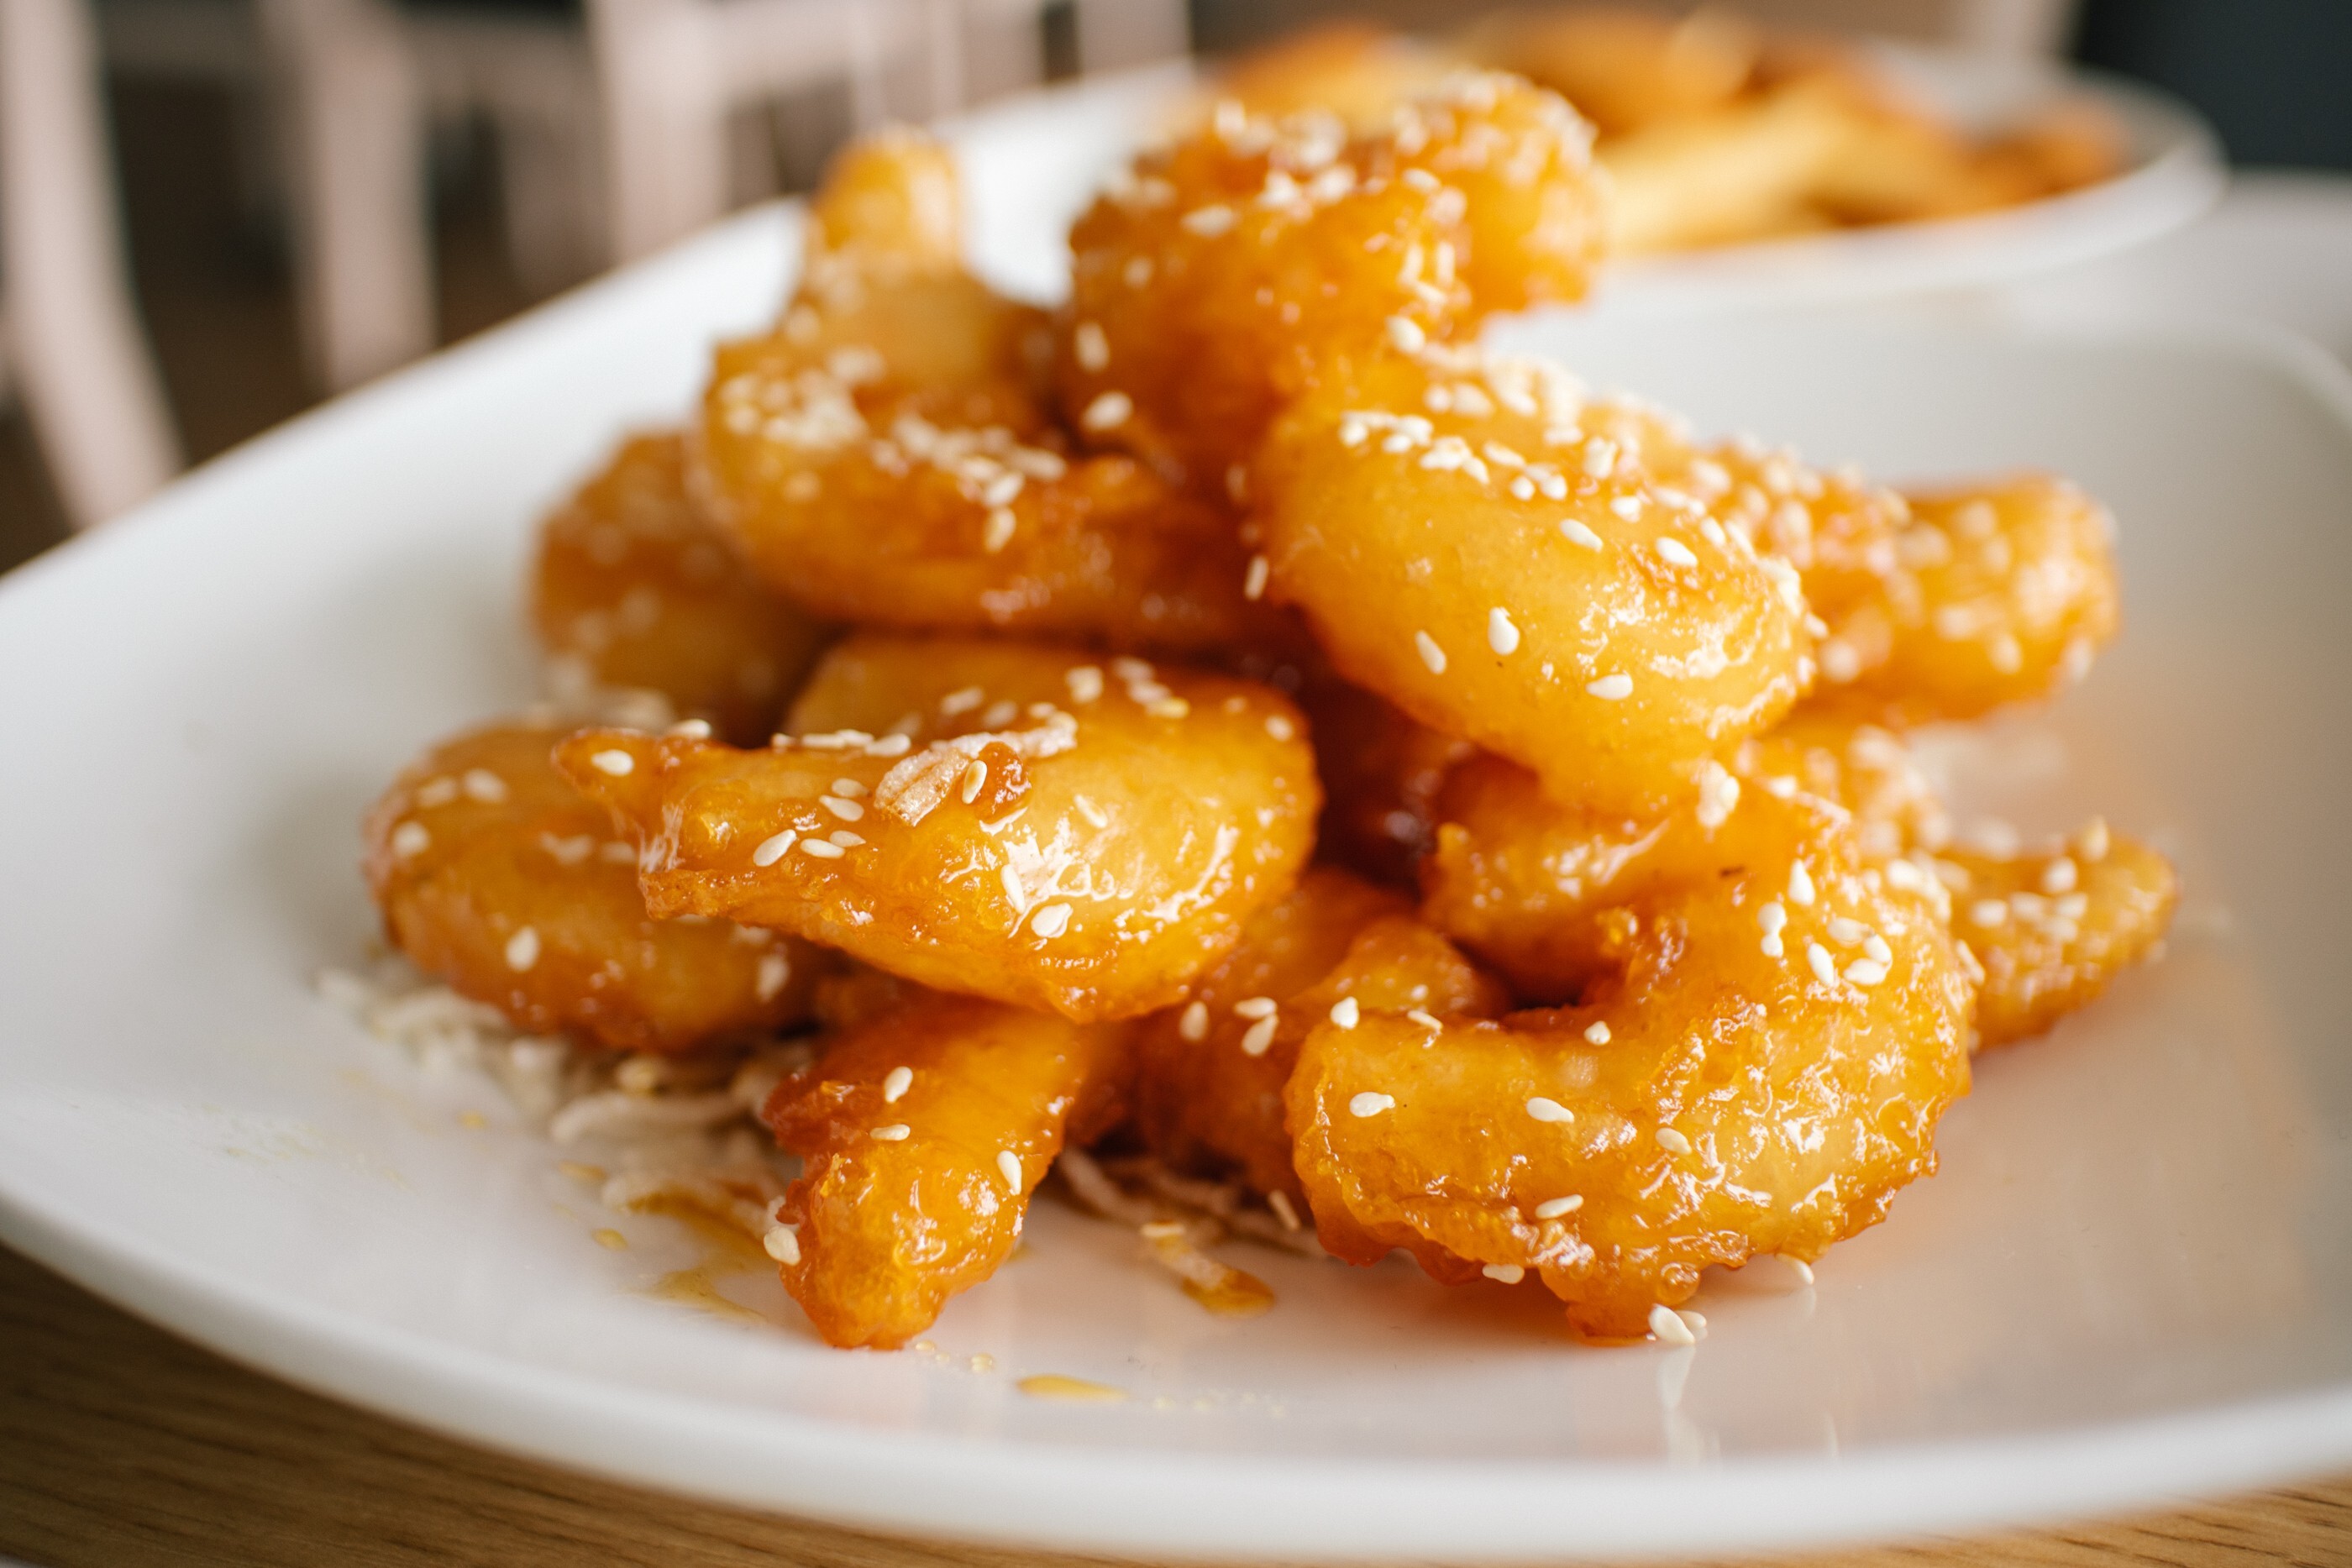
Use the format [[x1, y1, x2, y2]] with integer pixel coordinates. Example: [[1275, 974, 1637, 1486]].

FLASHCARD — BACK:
[[948, 51, 2222, 317], [7, 201, 2352, 1564]]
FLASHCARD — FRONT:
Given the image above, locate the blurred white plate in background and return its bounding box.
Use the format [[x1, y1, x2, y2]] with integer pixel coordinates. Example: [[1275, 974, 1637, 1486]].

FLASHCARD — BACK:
[[0, 189, 2349, 1560], [946, 48, 2222, 317]]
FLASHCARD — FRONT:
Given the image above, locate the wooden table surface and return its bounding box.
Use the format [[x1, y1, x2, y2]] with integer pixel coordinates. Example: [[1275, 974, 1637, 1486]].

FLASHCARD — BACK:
[[3, 1242, 2345, 1568]]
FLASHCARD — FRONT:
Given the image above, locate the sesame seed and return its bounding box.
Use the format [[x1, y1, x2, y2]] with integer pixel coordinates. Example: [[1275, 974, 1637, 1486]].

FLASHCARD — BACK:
[[1264, 713, 1296, 741], [1487, 607, 1520, 656], [590, 749, 634, 777], [504, 926, 540, 972], [883, 1066, 912, 1103], [1146, 697, 1189, 720], [1243, 554, 1270, 600], [461, 768, 507, 804], [821, 795, 864, 821], [1971, 899, 2008, 927], [1583, 438, 1617, 479], [1483, 1263, 1525, 1283], [1179, 1000, 1209, 1041], [983, 508, 1016, 553], [1406, 1009, 1443, 1030], [958, 760, 988, 805], [940, 685, 984, 716], [1386, 315, 1427, 353], [1535, 1195, 1583, 1219], [871, 1124, 911, 1141], [1656, 1126, 1691, 1154], [1656, 538, 1698, 568], [1827, 916, 1868, 946], [1843, 959, 1888, 986], [999, 863, 1026, 912], [1180, 203, 1234, 236], [1234, 996, 1277, 1020], [1241, 1015, 1278, 1057], [763, 1224, 801, 1264], [416, 777, 458, 808], [1028, 902, 1073, 939], [1783, 1256, 1815, 1286], [601, 841, 636, 864], [1415, 631, 1447, 674], [1073, 321, 1109, 372], [1583, 1020, 1610, 1044], [1268, 1190, 1302, 1230], [1349, 1091, 1395, 1118], [391, 821, 430, 858], [1649, 1303, 1696, 1346], [1762, 931, 1785, 958], [1081, 391, 1132, 431], [1864, 934, 1893, 965], [997, 1149, 1023, 1189], [1329, 996, 1361, 1029], [1807, 941, 1837, 986], [1758, 901, 1788, 935], [799, 838, 845, 859], [1610, 495, 1643, 521], [831, 779, 867, 798], [1074, 794, 1110, 830], [1525, 1096, 1573, 1124], [1788, 860, 1817, 906], [1063, 666, 1105, 705], [2055, 891, 2090, 920], [1694, 761, 1740, 830], [828, 830, 864, 847], [1587, 674, 1633, 700], [755, 952, 790, 1002], [2040, 857, 2079, 894], [1561, 518, 1604, 549], [753, 830, 795, 866]]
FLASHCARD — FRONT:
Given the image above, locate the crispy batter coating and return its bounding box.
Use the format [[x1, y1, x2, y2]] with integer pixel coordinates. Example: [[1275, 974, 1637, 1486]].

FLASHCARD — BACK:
[[1293, 790, 1976, 1337], [362, 723, 815, 1051], [697, 132, 1273, 654], [558, 637, 1318, 1021], [1058, 72, 1603, 488], [1256, 346, 1813, 817], [1943, 827, 2176, 1047], [1422, 711, 1945, 999], [1131, 868, 1411, 1201], [764, 988, 1127, 1347], [1299, 676, 1476, 887], [530, 433, 830, 743]]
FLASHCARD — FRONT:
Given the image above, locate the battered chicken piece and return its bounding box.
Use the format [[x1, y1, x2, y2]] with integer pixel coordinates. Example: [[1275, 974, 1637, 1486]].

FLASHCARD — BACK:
[[1256, 345, 1814, 817], [764, 988, 1127, 1348], [1709, 455, 2120, 721], [1294, 790, 1976, 1338], [1420, 710, 1945, 999], [557, 639, 1318, 1021], [1058, 71, 1604, 489], [698, 132, 1274, 654], [531, 433, 830, 744], [1131, 868, 1412, 1202], [1942, 826, 2176, 1047], [363, 723, 814, 1051]]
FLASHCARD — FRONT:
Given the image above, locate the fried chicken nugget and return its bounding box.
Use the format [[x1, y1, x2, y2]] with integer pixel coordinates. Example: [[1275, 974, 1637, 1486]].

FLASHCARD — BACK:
[[697, 133, 1272, 655], [363, 723, 815, 1051], [531, 432, 831, 743], [556, 638, 1318, 1021], [1058, 71, 1604, 489], [1942, 826, 2176, 1048], [762, 988, 1127, 1348], [1256, 345, 1813, 817], [1292, 789, 1976, 1338], [1421, 709, 1945, 998], [1131, 868, 1410, 1201]]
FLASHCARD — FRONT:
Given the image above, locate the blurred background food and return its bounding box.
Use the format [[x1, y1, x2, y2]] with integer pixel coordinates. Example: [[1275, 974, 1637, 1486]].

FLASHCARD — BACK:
[[0, 0, 2344, 572]]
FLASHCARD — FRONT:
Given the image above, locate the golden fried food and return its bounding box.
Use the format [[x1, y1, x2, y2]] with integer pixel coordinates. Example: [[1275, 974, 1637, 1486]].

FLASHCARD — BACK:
[[530, 432, 830, 744], [1058, 71, 1604, 489], [698, 132, 1276, 655], [1298, 676, 1475, 886], [1293, 789, 1976, 1337], [1211, 20, 1452, 128], [558, 637, 1318, 1021], [1256, 345, 1813, 817], [1942, 826, 2176, 1047], [764, 988, 1127, 1347], [1467, 6, 1758, 139], [1420, 708, 1944, 999], [1131, 868, 1410, 1201], [363, 722, 815, 1051]]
